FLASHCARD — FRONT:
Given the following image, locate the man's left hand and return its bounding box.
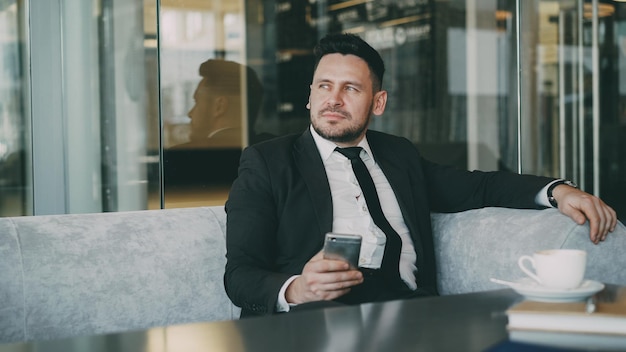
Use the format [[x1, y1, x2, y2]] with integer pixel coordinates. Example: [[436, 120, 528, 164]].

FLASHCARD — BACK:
[[552, 185, 617, 244]]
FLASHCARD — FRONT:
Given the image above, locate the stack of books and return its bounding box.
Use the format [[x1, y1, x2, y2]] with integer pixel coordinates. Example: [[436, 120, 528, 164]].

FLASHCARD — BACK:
[[505, 285, 626, 350]]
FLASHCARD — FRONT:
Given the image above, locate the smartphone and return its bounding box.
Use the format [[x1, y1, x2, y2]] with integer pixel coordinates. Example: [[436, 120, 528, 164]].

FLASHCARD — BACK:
[[323, 233, 362, 269]]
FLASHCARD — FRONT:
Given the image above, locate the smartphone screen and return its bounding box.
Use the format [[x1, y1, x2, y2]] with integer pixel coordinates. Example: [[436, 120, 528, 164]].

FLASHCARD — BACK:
[[323, 233, 362, 269]]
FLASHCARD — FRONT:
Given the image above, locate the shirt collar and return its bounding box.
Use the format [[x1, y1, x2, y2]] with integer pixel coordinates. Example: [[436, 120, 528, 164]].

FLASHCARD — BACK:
[[309, 125, 373, 161]]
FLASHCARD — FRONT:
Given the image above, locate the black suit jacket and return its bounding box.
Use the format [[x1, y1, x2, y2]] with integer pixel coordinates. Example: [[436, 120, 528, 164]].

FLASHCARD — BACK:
[[224, 128, 553, 316]]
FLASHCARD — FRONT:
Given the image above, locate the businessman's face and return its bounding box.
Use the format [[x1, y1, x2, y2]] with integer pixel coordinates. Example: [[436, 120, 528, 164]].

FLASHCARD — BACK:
[[308, 53, 387, 147], [187, 79, 217, 142]]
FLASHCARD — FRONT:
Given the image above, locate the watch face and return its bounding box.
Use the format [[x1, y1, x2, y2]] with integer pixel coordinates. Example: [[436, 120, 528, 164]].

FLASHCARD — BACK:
[[548, 196, 558, 207]]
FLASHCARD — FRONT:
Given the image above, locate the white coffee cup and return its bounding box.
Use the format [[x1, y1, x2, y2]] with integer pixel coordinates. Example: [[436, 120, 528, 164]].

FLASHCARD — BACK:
[[517, 249, 587, 289]]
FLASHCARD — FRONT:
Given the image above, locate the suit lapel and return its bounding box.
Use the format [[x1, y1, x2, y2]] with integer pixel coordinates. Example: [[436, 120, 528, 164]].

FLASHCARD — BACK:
[[293, 129, 334, 235]]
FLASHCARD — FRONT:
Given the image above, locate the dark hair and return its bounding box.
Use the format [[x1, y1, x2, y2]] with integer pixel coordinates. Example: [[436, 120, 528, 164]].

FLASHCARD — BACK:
[[313, 33, 385, 91], [198, 59, 264, 120]]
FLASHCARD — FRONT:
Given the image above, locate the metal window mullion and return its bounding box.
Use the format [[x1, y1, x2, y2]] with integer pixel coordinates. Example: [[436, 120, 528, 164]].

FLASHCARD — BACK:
[[558, 10, 566, 177], [29, 0, 68, 215], [591, 0, 600, 196], [578, 0, 585, 188], [157, 0, 164, 209], [515, 0, 522, 173]]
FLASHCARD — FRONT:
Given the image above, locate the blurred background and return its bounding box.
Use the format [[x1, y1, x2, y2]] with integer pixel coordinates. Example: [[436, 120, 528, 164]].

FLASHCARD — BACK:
[[0, 0, 624, 220]]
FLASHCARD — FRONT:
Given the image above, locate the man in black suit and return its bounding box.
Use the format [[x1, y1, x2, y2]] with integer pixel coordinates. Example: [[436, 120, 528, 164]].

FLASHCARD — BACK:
[[224, 33, 617, 317]]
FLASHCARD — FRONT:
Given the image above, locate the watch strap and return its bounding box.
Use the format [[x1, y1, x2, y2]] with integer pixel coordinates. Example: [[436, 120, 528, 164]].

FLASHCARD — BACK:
[[547, 180, 577, 207]]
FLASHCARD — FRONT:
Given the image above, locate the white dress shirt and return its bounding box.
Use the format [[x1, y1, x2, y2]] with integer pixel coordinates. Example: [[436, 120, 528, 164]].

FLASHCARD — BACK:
[[311, 127, 418, 287]]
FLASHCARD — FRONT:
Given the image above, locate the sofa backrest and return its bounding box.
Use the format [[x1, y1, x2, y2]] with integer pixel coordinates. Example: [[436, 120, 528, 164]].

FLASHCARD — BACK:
[[432, 207, 626, 295], [0, 207, 239, 343], [1, 206, 624, 343]]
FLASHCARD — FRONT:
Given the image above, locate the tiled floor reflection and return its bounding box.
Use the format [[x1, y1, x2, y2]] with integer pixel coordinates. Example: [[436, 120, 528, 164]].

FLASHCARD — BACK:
[[0, 188, 27, 217], [150, 184, 231, 210]]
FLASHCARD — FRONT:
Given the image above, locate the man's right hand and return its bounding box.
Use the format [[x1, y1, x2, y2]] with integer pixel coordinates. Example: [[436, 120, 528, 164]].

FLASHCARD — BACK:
[[285, 251, 364, 305]]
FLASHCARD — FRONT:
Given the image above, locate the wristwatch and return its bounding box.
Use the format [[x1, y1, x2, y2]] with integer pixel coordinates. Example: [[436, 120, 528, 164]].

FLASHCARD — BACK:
[[547, 180, 578, 208]]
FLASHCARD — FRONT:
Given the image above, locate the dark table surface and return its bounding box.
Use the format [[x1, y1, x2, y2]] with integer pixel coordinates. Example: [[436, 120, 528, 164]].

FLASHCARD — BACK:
[[0, 289, 521, 352]]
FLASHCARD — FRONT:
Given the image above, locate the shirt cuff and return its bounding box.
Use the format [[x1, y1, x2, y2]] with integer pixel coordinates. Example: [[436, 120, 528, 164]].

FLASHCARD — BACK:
[[536, 179, 563, 208], [276, 275, 300, 313]]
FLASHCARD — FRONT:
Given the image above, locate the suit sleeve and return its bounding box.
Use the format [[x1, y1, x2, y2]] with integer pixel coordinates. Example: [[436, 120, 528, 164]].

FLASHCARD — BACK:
[[224, 146, 292, 315], [419, 155, 555, 212]]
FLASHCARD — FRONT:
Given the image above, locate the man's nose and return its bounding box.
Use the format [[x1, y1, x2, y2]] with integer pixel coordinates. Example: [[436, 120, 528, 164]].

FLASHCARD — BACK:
[[187, 105, 195, 120], [327, 89, 344, 107]]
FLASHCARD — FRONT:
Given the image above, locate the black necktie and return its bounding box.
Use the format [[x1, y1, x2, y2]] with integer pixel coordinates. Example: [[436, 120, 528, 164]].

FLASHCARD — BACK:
[[335, 147, 402, 284]]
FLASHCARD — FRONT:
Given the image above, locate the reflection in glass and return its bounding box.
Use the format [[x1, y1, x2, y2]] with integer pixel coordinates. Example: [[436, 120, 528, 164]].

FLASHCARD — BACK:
[[528, 0, 625, 219], [159, 1, 254, 208], [0, 0, 622, 218], [163, 59, 264, 207], [97, 0, 152, 212], [0, 1, 28, 216]]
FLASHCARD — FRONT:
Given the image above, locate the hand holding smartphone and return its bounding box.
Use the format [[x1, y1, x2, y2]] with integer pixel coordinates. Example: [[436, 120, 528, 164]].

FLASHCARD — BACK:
[[322, 233, 362, 269]]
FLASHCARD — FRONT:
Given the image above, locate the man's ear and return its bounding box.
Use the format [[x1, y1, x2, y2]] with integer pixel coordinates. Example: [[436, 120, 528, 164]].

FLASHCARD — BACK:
[[213, 96, 228, 116], [372, 90, 387, 116]]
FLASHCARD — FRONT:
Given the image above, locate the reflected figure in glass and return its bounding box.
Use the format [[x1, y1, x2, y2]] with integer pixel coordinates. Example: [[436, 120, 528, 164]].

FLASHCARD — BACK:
[[163, 59, 265, 206], [172, 59, 263, 150]]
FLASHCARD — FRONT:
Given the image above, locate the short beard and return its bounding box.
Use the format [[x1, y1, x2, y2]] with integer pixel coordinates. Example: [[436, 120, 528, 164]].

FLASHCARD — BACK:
[[312, 109, 370, 144]]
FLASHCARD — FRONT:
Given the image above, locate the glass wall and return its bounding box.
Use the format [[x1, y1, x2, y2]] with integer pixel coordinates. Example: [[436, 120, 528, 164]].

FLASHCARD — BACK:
[[0, 0, 623, 220], [0, 1, 28, 217], [521, 0, 626, 218], [159, 0, 248, 208]]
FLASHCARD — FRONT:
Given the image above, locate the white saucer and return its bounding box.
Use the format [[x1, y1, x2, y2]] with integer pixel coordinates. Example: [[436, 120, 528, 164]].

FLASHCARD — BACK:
[[509, 278, 605, 303]]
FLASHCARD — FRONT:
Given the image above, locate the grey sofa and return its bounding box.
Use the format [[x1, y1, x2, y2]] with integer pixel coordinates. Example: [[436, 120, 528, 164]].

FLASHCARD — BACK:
[[1, 206, 624, 343]]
